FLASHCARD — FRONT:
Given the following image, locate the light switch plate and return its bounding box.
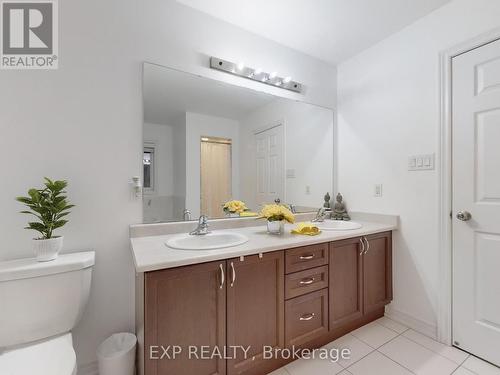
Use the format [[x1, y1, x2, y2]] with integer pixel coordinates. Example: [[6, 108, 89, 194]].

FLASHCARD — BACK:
[[374, 184, 383, 197], [408, 154, 435, 171]]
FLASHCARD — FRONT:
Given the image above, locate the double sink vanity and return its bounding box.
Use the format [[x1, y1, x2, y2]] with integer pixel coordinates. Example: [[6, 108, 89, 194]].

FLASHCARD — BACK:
[[136, 61, 397, 375], [131, 214, 397, 375]]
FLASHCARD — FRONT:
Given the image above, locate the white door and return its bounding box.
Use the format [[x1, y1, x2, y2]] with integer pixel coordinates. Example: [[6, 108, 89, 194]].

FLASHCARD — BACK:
[[255, 125, 284, 208], [452, 38, 500, 366]]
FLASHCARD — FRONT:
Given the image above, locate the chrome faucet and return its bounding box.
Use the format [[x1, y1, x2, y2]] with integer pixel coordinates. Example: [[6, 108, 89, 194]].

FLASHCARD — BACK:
[[183, 208, 192, 221], [312, 207, 328, 222], [190, 215, 211, 235]]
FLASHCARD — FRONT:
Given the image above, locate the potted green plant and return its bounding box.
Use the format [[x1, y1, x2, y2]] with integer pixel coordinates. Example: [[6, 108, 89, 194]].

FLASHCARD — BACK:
[[16, 178, 74, 261]]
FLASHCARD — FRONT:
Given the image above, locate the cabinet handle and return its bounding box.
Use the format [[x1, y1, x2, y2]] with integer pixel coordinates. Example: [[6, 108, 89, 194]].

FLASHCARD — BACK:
[[359, 238, 365, 256], [230, 261, 236, 287], [219, 264, 225, 289], [299, 312, 315, 321], [299, 254, 315, 260], [363, 237, 370, 255], [299, 277, 315, 285]]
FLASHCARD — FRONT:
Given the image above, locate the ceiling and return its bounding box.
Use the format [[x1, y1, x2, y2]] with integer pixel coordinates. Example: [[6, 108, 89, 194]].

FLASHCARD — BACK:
[[143, 63, 277, 125], [176, 0, 451, 64]]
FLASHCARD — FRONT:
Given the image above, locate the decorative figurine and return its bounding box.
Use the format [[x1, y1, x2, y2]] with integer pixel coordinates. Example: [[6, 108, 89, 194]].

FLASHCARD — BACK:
[[332, 193, 351, 221], [323, 192, 331, 209]]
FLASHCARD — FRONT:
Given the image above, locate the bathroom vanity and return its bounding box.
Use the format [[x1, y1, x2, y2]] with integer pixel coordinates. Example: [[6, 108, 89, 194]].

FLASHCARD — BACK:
[[135, 60, 397, 375], [131, 219, 395, 375]]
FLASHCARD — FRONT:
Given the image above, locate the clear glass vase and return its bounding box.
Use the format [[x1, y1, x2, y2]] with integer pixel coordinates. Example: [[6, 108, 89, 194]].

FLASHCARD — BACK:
[[267, 220, 284, 235]]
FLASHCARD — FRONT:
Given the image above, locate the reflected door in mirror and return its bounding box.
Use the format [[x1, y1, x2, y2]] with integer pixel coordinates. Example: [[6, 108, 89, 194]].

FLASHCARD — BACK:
[[256, 125, 284, 207], [201, 137, 232, 218]]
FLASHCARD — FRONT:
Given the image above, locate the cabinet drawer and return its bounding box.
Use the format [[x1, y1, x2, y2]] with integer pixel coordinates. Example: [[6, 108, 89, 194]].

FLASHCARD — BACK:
[[285, 243, 329, 274], [285, 289, 328, 347], [285, 266, 328, 299]]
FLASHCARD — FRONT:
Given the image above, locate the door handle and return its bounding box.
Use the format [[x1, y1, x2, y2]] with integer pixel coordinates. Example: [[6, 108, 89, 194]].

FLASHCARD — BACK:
[[363, 237, 370, 255], [219, 264, 225, 289], [359, 238, 365, 256], [230, 261, 236, 287], [456, 211, 472, 221]]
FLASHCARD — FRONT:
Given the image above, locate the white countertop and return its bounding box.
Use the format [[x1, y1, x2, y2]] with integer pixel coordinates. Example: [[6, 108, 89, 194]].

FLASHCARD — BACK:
[[130, 220, 397, 273]]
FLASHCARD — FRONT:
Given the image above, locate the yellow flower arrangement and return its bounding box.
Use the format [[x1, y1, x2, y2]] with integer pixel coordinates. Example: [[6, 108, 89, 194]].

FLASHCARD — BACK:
[[257, 204, 295, 223], [223, 200, 249, 214]]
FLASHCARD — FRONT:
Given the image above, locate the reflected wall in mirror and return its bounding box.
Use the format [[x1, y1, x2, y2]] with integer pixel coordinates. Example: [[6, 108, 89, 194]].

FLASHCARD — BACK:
[[142, 63, 334, 223]]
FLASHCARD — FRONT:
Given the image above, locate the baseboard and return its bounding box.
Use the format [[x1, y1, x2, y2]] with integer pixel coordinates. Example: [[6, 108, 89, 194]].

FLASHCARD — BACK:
[[77, 361, 98, 375], [385, 306, 437, 340]]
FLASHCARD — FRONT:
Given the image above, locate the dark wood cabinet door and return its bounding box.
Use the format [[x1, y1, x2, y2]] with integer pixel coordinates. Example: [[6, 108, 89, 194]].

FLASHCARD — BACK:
[[144, 261, 226, 375], [329, 237, 364, 330], [285, 288, 329, 347], [363, 231, 393, 314], [227, 252, 285, 375]]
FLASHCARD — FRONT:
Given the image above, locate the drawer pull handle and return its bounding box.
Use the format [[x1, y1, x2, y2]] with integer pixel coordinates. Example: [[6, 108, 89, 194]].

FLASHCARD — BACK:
[[299, 254, 315, 260], [299, 313, 315, 321], [299, 277, 315, 285]]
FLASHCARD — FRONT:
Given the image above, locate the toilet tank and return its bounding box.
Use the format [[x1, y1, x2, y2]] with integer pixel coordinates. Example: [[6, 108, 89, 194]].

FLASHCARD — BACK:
[[0, 251, 95, 349]]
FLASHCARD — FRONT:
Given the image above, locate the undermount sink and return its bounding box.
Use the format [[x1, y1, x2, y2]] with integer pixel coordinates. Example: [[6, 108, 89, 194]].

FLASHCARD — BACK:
[[316, 220, 362, 231], [166, 231, 249, 250]]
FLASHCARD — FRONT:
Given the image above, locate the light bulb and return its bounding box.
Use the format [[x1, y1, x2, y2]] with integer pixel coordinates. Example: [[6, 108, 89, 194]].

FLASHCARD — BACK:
[[237, 61, 245, 71], [283, 76, 292, 83]]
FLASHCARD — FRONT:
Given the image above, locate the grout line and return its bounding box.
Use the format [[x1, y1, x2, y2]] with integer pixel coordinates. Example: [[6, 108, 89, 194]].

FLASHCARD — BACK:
[[462, 354, 500, 373], [337, 343, 375, 369], [376, 317, 411, 335], [343, 329, 405, 371], [377, 350, 418, 374], [401, 331, 471, 366], [451, 366, 477, 375], [377, 334, 464, 375]]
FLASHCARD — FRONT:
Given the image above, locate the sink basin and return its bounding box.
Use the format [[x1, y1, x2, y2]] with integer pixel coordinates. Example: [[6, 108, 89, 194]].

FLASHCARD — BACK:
[[316, 220, 362, 231], [166, 231, 249, 250]]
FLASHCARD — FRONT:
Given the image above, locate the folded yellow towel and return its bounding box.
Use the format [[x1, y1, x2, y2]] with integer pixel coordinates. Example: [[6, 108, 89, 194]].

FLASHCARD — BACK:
[[240, 211, 258, 217], [291, 222, 321, 236]]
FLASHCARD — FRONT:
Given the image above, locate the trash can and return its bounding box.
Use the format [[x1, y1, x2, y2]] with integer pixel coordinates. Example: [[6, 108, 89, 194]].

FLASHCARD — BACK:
[[97, 332, 137, 375]]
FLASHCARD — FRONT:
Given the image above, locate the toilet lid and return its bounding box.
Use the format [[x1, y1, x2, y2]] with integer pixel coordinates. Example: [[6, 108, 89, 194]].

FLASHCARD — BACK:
[[0, 333, 76, 375]]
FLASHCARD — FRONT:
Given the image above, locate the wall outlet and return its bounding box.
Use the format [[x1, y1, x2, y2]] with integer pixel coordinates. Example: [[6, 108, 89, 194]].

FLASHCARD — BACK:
[[408, 153, 435, 171], [374, 184, 383, 197]]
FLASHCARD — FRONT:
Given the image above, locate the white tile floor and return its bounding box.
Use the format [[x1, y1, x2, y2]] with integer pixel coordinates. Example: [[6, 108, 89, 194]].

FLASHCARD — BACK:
[[269, 316, 500, 375]]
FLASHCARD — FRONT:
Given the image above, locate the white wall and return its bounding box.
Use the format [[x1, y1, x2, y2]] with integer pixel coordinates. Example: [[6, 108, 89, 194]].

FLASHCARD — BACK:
[[337, 0, 500, 335], [0, 0, 337, 368], [185, 112, 240, 218], [239, 100, 334, 211]]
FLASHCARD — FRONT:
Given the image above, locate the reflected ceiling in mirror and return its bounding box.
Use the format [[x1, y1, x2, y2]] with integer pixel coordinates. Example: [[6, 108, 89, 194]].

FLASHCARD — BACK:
[[142, 63, 334, 224]]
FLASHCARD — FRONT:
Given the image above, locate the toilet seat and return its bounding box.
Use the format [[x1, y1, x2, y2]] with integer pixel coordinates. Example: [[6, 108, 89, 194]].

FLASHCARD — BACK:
[[0, 333, 76, 375]]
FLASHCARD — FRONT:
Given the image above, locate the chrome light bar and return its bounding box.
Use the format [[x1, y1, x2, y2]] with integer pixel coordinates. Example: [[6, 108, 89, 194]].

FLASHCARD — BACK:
[[209, 57, 303, 93]]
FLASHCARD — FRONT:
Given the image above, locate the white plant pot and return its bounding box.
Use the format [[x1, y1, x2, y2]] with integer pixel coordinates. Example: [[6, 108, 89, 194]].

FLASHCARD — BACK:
[[32, 236, 63, 262], [267, 220, 284, 235]]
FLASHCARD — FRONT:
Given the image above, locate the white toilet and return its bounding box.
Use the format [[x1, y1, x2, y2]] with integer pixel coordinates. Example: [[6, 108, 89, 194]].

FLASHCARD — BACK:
[[0, 251, 95, 375]]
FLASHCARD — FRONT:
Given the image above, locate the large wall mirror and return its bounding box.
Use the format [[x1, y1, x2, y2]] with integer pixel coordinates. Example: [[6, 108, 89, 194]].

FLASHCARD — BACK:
[[142, 63, 334, 223]]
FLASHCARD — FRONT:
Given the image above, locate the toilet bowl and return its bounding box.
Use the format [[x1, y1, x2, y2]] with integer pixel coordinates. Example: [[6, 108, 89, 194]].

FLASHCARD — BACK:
[[0, 251, 95, 375], [0, 333, 77, 375]]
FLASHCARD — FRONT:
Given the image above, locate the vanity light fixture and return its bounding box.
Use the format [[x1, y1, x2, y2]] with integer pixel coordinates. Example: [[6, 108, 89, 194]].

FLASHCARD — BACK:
[[209, 57, 303, 93]]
